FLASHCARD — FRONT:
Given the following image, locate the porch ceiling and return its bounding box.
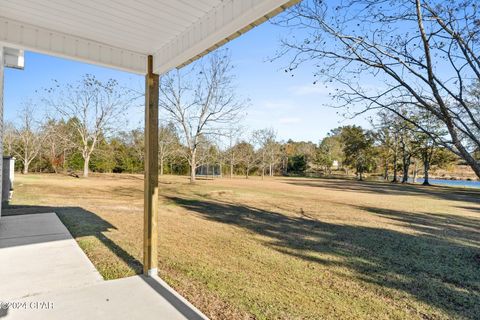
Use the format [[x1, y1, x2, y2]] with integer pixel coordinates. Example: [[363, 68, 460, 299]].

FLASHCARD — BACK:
[[0, 0, 299, 74]]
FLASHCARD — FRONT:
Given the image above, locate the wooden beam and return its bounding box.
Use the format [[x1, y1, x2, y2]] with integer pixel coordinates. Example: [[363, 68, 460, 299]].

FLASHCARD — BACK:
[[143, 55, 159, 276]]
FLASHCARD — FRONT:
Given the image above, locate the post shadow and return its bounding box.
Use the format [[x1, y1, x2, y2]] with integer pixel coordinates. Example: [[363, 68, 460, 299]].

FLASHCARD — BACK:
[[1, 204, 205, 319], [2, 204, 143, 274]]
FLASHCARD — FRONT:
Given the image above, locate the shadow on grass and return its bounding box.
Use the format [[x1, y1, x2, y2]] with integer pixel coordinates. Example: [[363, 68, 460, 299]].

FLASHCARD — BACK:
[[355, 205, 480, 245], [2, 204, 143, 275], [456, 205, 480, 213], [1, 205, 205, 320], [283, 178, 480, 204], [166, 196, 480, 319]]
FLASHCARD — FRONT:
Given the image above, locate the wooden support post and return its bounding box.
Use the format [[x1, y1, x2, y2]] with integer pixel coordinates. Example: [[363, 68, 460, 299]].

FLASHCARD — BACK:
[[143, 55, 159, 276]]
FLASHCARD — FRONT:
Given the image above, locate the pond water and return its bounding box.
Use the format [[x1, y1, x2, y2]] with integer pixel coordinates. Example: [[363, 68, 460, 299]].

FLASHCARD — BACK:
[[412, 178, 480, 189], [369, 176, 480, 189]]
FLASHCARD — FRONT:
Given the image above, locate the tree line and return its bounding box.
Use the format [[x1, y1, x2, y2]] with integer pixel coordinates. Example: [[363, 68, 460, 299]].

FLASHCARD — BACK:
[[5, 0, 480, 185], [4, 101, 462, 185], [276, 0, 480, 179]]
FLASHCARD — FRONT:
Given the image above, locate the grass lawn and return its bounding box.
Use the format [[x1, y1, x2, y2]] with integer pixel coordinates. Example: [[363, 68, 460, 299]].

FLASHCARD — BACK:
[[6, 173, 480, 319]]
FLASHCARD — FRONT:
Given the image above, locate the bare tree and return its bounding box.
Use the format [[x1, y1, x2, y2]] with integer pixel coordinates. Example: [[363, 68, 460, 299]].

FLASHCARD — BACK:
[[236, 141, 257, 179], [129, 129, 145, 169], [196, 138, 222, 177], [278, 0, 480, 178], [253, 128, 280, 178], [158, 122, 180, 175], [3, 122, 16, 157], [45, 75, 135, 177], [159, 51, 246, 183], [225, 125, 244, 178], [12, 103, 45, 174], [42, 119, 76, 173]]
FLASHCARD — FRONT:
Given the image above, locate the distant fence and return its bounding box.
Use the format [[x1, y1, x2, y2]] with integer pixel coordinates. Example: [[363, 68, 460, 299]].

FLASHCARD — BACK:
[[196, 164, 222, 178]]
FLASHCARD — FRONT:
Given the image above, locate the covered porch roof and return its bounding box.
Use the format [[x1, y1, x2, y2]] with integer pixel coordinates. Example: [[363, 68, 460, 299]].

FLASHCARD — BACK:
[[0, 0, 300, 286], [0, 0, 298, 74]]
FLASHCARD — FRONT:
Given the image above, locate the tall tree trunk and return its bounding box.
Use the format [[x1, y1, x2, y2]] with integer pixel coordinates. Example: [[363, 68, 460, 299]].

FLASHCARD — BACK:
[[230, 163, 234, 179], [401, 156, 410, 183], [63, 150, 67, 173], [392, 153, 398, 183], [23, 161, 29, 174], [160, 158, 164, 176], [269, 163, 273, 176], [412, 162, 418, 184], [423, 162, 430, 186], [190, 149, 196, 183], [384, 158, 389, 180], [83, 155, 90, 178], [423, 156, 431, 186]]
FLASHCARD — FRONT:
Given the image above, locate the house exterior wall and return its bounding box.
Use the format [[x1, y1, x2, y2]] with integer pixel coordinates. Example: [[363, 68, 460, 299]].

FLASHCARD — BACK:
[[2, 157, 14, 205], [0, 47, 4, 218]]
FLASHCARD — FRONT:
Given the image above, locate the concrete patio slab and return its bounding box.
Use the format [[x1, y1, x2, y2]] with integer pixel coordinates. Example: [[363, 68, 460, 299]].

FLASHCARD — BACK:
[[0, 213, 102, 300], [0, 212, 208, 319], [2, 275, 206, 320]]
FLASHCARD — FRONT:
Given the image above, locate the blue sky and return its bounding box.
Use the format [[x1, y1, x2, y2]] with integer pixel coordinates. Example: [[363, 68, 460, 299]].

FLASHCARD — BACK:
[[4, 19, 370, 143]]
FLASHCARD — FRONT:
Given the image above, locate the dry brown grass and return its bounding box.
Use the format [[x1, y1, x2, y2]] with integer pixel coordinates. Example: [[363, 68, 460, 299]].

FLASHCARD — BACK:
[[7, 173, 480, 319]]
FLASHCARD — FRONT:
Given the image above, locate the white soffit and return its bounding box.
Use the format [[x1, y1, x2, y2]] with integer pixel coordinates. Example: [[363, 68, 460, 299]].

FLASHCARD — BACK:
[[0, 0, 299, 74]]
